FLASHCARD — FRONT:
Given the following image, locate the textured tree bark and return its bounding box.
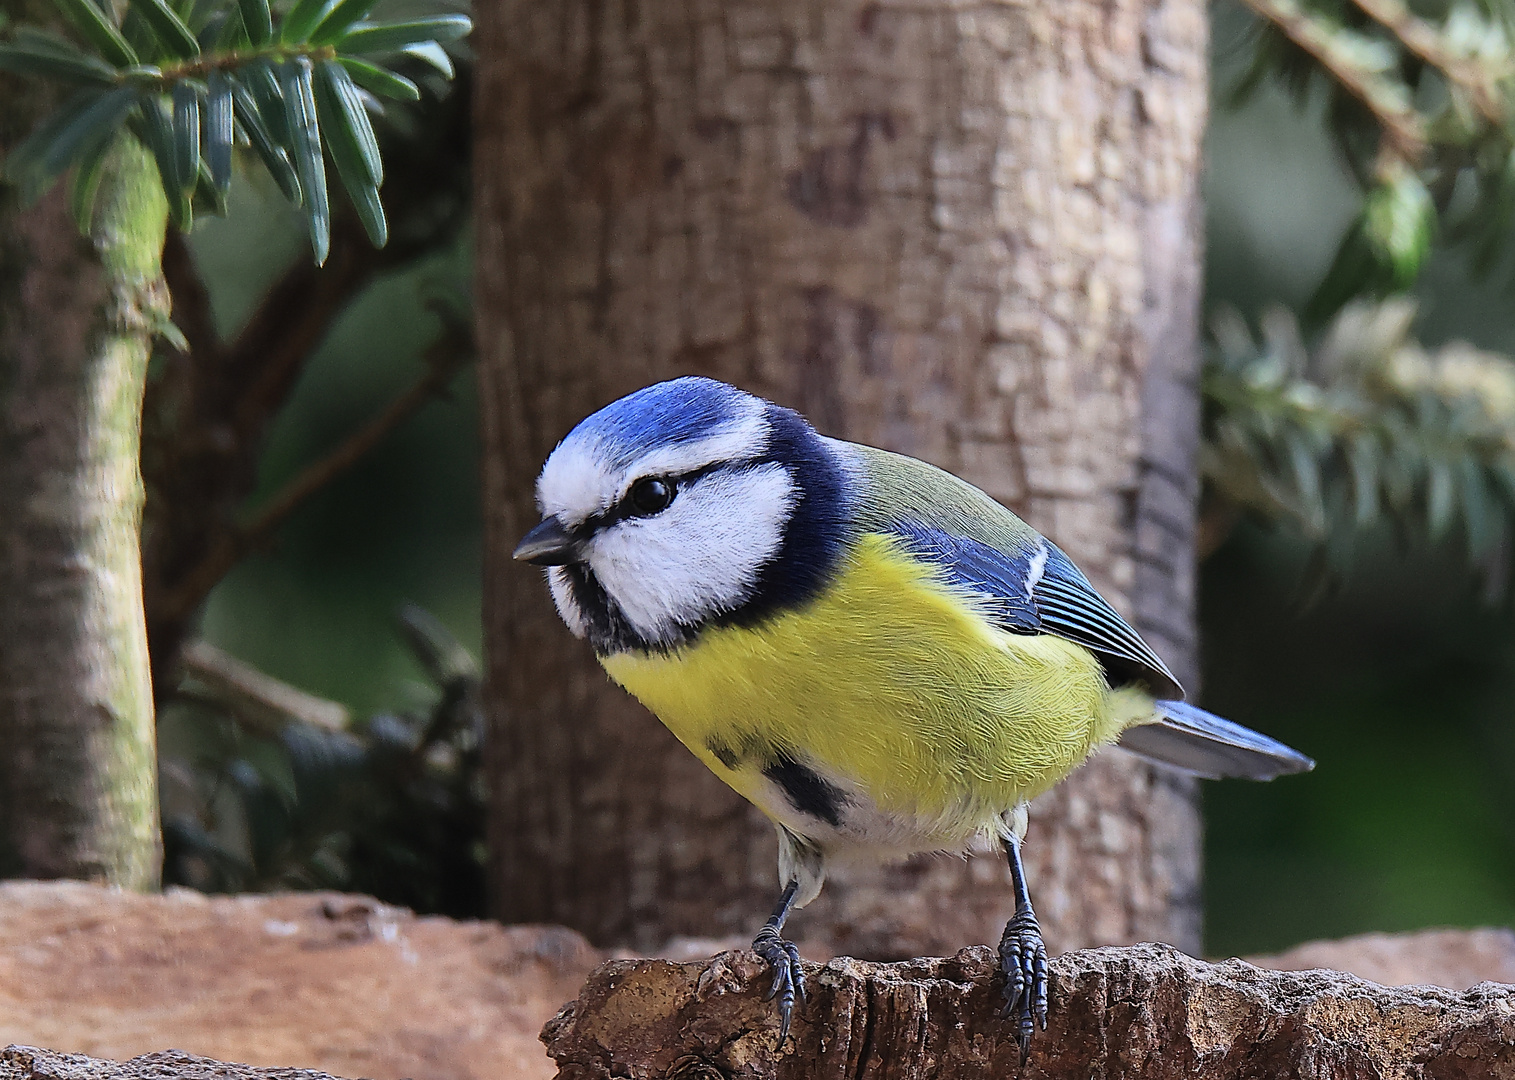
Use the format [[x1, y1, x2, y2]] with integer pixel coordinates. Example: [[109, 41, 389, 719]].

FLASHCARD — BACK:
[[542, 944, 1515, 1079], [476, 0, 1208, 954], [1, 1048, 350, 1080], [0, 60, 168, 888]]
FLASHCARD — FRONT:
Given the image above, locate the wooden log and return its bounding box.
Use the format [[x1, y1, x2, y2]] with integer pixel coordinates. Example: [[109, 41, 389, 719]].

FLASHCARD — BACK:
[[542, 943, 1515, 1079], [1, 1048, 346, 1080]]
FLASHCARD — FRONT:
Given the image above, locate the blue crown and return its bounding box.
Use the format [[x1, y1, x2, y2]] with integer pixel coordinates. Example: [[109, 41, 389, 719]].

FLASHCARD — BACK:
[[564, 377, 757, 468]]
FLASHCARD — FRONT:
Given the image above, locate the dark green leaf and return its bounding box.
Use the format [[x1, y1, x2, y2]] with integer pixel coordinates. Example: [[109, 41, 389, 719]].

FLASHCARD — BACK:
[[1348, 433, 1380, 527], [121, 64, 165, 87], [171, 80, 200, 195], [52, 0, 138, 67], [1428, 459, 1455, 540], [1285, 430, 1325, 534], [133, 94, 193, 228], [228, 74, 301, 202], [128, 0, 200, 58], [314, 58, 385, 245], [1303, 219, 1382, 330], [280, 57, 329, 264], [205, 69, 234, 198], [192, 157, 227, 216], [316, 59, 379, 183], [245, 59, 291, 142], [214, 6, 249, 48], [66, 132, 113, 231], [182, 0, 220, 33], [339, 15, 471, 56], [15, 86, 140, 195], [281, 0, 338, 43], [337, 57, 418, 101], [237, 0, 271, 44], [311, 0, 379, 44], [1490, 459, 1515, 508], [1363, 169, 1434, 290], [400, 40, 451, 77], [122, 7, 156, 55], [1461, 460, 1499, 560], [196, 11, 229, 49], [0, 31, 118, 84]]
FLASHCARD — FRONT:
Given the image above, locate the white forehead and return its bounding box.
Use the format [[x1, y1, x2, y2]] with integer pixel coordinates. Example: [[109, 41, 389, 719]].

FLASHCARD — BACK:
[[537, 396, 770, 525]]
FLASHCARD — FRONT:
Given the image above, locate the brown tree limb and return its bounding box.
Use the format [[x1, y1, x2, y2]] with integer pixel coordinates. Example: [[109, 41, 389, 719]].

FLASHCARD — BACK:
[[177, 640, 350, 735], [160, 232, 221, 365], [1349, 0, 1508, 127], [1238, 0, 1427, 162], [141, 70, 472, 695], [543, 943, 1515, 1079], [153, 329, 472, 628]]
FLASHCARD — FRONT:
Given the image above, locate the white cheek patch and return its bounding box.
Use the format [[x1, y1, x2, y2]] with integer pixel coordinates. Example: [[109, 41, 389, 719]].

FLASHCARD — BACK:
[[587, 464, 797, 643], [546, 567, 588, 639]]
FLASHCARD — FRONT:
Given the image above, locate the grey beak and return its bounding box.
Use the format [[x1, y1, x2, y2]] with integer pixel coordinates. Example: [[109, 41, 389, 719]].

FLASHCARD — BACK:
[[513, 517, 584, 565]]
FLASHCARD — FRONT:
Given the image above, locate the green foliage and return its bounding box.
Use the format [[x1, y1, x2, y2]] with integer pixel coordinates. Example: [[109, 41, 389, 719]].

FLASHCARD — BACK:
[[1204, 298, 1515, 578], [0, 0, 470, 263], [161, 606, 486, 915], [1234, 0, 1515, 319]]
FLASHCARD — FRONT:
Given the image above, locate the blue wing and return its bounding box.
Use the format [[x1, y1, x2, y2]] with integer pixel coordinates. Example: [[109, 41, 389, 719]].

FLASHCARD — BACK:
[[889, 521, 1184, 700]]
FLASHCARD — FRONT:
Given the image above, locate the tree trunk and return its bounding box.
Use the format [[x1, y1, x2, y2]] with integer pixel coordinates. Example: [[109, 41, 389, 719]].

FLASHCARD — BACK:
[[0, 61, 167, 888], [476, 0, 1207, 956]]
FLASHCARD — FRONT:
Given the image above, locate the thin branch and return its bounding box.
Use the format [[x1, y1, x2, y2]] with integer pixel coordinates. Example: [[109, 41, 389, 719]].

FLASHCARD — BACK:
[[155, 329, 472, 625], [1240, 0, 1427, 162], [178, 639, 350, 734], [220, 216, 376, 435], [1350, 0, 1509, 128], [160, 230, 222, 363], [243, 335, 469, 541]]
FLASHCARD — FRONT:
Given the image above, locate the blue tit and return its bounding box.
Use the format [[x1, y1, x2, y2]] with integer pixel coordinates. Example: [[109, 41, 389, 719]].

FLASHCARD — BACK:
[[514, 376, 1312, 1053]]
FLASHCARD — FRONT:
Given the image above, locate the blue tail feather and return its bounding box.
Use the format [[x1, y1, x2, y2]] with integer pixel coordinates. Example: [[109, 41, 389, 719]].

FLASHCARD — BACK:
[[1116, 699, 1314, 781]]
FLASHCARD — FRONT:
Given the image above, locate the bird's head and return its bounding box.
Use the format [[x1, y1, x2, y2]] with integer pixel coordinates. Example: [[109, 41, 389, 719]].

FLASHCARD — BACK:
[[515, 377, 850, 653]]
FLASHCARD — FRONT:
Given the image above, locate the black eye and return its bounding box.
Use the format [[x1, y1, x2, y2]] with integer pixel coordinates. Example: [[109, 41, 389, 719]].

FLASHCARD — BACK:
[[629, 477, 675, 516]]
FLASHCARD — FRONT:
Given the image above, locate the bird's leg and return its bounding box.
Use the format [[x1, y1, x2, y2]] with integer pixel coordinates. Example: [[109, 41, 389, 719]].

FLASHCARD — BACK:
[[751, 878, 806, 1045], [999, 832, 1049, 1062]]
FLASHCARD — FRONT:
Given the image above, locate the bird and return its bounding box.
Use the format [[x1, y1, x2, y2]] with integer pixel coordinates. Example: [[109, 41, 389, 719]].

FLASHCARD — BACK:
[[513, 375, 1313, 1057]]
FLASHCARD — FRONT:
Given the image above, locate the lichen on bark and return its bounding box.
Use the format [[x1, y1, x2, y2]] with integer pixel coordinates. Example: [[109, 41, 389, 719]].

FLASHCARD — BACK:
[[0, 71, 168, 889]]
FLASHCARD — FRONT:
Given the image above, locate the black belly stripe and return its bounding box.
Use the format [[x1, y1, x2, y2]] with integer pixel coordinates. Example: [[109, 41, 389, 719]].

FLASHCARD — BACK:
[[763, 753, 847, 827]]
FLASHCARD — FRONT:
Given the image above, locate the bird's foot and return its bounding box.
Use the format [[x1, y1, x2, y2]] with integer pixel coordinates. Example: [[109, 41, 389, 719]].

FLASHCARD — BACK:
[[999, 909, 1049, 1063], [752, 924, 807, 1046]]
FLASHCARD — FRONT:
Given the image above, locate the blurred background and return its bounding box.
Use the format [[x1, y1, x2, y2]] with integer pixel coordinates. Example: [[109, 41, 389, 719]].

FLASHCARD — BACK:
[[125, 0, 1515, 956]]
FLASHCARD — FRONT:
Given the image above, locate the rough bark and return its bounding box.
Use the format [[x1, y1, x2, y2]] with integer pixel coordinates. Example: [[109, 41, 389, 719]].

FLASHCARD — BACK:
[[0, 59, 168, 887], [0, 1049, 347, 1080], [476, 0, 1208, 954], [542, 944, 1515, 1080]]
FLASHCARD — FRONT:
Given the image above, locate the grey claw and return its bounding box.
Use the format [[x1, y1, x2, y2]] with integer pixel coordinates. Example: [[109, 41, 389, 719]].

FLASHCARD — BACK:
[[753, 927, 804, 1046], [999, 910, 1049, 1060]]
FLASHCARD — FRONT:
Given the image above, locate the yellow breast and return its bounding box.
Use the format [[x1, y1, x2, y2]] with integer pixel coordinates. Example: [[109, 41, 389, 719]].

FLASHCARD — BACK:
[[600, 532, 1141, 846]]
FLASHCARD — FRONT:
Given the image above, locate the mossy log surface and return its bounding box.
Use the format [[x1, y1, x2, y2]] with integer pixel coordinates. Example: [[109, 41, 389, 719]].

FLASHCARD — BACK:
[[542, 943, 1515, 1079]]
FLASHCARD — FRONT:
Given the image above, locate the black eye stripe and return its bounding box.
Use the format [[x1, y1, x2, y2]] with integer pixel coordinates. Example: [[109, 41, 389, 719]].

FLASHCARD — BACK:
[[577, 461, 732, 535]]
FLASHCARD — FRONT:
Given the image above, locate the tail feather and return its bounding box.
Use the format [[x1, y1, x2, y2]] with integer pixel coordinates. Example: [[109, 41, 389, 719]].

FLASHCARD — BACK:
[[1117, 699, 1314, 781]]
